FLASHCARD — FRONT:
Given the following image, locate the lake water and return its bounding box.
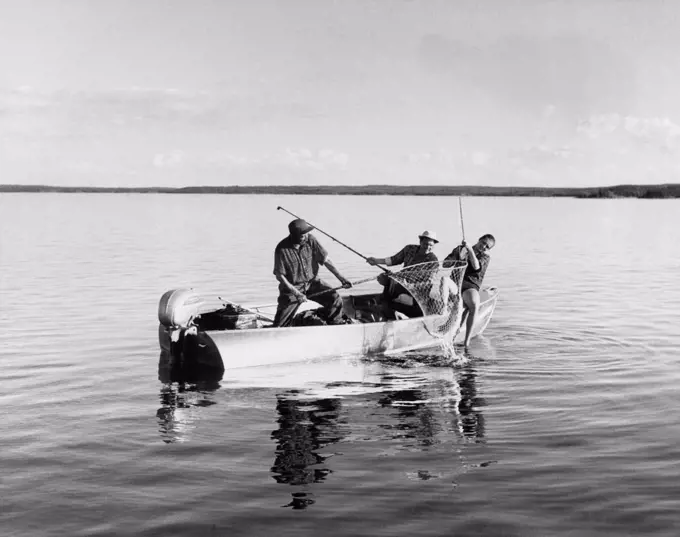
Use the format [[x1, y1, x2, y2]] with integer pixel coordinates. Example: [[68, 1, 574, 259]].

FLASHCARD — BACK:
[[1, 193, 679, 536]]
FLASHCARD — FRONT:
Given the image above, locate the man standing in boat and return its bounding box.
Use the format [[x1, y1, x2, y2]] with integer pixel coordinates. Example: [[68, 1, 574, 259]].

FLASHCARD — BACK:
[[444, 234, 495, 347], [273, 219, 352, 327], [365, 231, 440, 318]]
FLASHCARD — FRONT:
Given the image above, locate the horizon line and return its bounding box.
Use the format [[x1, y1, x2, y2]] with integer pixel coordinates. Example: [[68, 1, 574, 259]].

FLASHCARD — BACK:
[[1, 182, 679, 191], [1, 183, 679, 199]]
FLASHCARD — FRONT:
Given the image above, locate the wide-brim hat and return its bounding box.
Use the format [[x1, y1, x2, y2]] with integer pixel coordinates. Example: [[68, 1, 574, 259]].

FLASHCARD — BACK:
[[289, 218, 314, 235], [418, 230, 438, 243]]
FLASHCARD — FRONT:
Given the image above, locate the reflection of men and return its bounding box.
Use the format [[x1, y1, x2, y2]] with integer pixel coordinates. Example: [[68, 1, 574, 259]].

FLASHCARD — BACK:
[[270, 396, 344, 486], [457, 367, 485, 440], [377, 388, 438, 445], [273, 219, 352, 327]]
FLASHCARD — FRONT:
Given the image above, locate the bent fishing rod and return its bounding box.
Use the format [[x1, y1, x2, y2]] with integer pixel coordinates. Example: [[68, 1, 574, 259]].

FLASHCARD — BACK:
[[276, 206, 391, 273]]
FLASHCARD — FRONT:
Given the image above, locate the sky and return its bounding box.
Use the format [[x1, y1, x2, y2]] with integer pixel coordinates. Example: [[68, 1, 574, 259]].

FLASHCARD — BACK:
[[2, 0, 680, 187]]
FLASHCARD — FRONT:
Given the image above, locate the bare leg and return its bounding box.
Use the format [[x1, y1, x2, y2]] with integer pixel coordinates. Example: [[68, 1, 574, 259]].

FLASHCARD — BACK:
[[461, 288, 481, 347]]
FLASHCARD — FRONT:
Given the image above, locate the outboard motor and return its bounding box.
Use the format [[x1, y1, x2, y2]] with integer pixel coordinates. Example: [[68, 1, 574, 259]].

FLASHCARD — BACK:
[[158, 288, 205, 355], [158, 288, 204, 329], [158, 289, 227, 373]]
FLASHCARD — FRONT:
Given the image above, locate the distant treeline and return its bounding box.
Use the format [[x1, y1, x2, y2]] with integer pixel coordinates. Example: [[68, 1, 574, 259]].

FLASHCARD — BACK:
[[1, 183, 679, 198]]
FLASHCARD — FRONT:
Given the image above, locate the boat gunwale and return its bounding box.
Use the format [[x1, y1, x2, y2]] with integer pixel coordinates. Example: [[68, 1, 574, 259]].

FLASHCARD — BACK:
[[202, 286, 499, 336]]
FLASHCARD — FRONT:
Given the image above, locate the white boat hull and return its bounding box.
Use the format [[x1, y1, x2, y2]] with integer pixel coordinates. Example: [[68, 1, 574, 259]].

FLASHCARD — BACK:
[[159, 287, 498, 370]]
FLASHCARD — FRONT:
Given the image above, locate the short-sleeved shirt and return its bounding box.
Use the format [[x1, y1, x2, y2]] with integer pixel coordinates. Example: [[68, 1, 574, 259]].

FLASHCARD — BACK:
[[445, 245, 490, 291], [273, 234, 328, 290], [389, 244, 438, 267]]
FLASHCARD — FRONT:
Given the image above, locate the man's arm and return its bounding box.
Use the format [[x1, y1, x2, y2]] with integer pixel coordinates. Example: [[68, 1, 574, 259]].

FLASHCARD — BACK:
[[366, 256, 393, 266], [322, 257, 352, 288], [274, 247, 306, 301], [443, 245, 462, 267], [445, 243, 480, 270], [309, 236, 351, 288], [367, 246, 405, 267], [275, 274, 307, 302], [464, 244, 481, 271]]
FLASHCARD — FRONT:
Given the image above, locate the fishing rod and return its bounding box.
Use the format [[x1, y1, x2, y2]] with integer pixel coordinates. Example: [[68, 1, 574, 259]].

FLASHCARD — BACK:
[[276, 206, 391, 273]]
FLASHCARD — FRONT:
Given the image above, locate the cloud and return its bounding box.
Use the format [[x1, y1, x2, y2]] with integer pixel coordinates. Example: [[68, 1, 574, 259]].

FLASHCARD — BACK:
[[153, 150, 185, 168], [0, 86, 325, 137], [416, 33, 636, 119], [505, 114, 680, 184], [577, 114, 680, 151], [470, 151, 490, 167], [394, 112, 680, 186], [169, 148, 350, 172], [3, 85, 679, 187], [405, 150, 455, 166], [318, 149, 349, 167]]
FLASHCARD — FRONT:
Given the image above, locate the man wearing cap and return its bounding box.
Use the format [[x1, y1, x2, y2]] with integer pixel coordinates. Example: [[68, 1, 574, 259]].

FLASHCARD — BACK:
[[366, 231, 439, 317], [273, 219, 353, 327]]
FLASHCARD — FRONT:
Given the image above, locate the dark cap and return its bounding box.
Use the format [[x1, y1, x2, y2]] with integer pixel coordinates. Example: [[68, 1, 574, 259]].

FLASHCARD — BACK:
[[288, 218, 314, 236]]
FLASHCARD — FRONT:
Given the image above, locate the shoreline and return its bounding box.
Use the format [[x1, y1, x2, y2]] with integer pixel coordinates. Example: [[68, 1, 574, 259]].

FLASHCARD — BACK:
[[0, 183, 678, 198]]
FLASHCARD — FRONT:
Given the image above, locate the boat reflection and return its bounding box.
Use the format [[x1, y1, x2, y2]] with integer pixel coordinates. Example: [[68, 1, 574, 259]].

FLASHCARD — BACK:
[[375, 356, 485, 445], [267, 354, 486, 508], [156, 341, 487, 504], [156, 350, 223, 444]]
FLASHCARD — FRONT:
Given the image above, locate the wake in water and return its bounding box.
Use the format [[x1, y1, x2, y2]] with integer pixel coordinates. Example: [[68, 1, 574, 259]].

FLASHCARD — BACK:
[[381, 346, 470, 369]]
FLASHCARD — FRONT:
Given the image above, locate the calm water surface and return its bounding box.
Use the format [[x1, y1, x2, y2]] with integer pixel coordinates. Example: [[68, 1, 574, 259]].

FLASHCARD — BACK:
[[1, 193, 679, 536]]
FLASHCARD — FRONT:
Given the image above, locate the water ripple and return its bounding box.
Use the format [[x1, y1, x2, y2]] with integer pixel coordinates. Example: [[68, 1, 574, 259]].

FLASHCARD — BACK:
[[2, 194, 680, 537]]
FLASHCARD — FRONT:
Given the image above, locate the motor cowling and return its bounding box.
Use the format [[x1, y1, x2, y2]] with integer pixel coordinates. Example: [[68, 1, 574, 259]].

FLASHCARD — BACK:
[[158, 288, 204, 328]]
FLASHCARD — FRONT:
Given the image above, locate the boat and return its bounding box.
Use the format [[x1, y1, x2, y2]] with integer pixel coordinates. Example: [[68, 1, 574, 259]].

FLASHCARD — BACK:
[[157, 286, 499, 371]]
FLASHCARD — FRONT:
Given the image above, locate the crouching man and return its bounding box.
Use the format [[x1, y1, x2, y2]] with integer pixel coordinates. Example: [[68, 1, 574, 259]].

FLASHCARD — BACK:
[[273, 218, 352, 327]]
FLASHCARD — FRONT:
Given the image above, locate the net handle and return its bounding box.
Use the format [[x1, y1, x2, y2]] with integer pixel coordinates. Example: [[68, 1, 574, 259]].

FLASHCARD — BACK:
[[277, 206, 391, 273], [458, 197, 466, 242]]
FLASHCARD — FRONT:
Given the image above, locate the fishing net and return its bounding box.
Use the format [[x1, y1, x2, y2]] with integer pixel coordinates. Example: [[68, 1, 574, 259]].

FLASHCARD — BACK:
[[386, 260, 468, 357]]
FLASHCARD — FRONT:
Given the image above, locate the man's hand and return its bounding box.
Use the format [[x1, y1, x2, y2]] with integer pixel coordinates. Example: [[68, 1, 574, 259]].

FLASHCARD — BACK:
[[340, 278, 352, 289], [294, 290, 307, 303], [366, 257, 379, 266]]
